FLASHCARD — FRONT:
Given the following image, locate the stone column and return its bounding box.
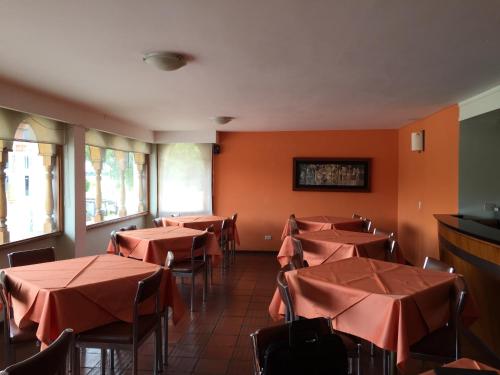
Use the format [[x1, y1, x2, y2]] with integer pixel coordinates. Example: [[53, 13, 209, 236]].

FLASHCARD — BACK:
[[0, 141, 12, 244], [89, 146, 104, 222], [134, 153, 146, 212], [115, 151, 127, 217], [38, 143, 57, 233]]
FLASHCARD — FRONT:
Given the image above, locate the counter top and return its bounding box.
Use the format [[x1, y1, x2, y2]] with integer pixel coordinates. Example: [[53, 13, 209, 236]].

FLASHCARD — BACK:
[[434, 214, 500, 246]]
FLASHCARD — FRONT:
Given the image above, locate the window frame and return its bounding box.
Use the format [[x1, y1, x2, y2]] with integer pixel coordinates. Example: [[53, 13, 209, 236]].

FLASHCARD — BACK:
[[0, 144, 64, 250], [84, 148, 150, 228]]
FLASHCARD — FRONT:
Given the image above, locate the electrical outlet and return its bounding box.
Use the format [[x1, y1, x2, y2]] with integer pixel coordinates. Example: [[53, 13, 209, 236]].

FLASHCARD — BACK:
[[264, 235, 272, 240]]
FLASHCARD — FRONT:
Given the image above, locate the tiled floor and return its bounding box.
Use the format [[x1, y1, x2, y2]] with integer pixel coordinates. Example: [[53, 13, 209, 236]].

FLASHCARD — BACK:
[[2, 253, 498, 374]]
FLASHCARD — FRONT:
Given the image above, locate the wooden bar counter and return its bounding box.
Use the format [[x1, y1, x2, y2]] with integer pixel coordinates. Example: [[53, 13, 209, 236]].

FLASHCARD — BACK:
[[435, 214, 500, 359]]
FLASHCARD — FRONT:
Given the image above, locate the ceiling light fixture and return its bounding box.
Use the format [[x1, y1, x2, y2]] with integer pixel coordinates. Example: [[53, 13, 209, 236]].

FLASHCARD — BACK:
[[212, 116, 234, 125], [143, 52, 186, 71]]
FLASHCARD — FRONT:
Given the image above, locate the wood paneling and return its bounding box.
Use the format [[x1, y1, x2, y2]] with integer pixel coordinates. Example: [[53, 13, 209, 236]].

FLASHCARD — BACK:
[[438, 222, 500, 358]]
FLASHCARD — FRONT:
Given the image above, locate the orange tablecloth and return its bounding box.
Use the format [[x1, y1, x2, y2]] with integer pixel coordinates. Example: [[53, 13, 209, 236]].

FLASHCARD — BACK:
[[278, 229, 392, 267], [163, 215, 240, 245], [3, 254, 186, 346], [269, 257, 477, 368], [281, 216, 363, 240], [106, 226, 222, 266], [420, 358, 500, 374]]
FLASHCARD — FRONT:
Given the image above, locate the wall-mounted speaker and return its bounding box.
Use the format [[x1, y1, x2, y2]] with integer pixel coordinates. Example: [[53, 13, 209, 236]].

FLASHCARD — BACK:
[[212, 143, 221, 155]]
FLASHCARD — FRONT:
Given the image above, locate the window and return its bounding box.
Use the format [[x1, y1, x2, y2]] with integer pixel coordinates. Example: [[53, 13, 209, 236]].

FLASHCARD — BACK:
[[158, 143, 212, 216], [85, 146, 148, 225], [1, 126, 62, 245]]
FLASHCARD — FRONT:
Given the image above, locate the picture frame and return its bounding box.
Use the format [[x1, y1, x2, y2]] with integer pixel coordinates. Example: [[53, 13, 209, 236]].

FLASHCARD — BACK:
[[293, 157, 371, 192]]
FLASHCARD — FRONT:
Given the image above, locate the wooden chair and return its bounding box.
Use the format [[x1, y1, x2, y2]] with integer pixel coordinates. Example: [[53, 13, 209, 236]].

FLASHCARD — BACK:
[[289, 214, 299, 236], [220, 219, 231, 270], [352, 214, 372, 233], [423, 256, 455, 273], [152, 218, 163, 227], [409, 277, 467, 362], [0, 271, 39, 366], [110, 226, 138, 256], [229, 213, 238, 264], [0, 328, 74, 375], [204, 225, 215, 282], [363, 218, 373, 233], [119, 225, 137, 231], [290, 237, 309, 269], [7, 247, 55, 268], [373, 229, 397, 261], [166, 233, 209, 312], [74, 268, 163, 375]]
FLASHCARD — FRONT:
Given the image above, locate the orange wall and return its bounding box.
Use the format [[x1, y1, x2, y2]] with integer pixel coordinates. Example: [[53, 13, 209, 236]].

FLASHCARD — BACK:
[[397, 105, 459, 266], [214, 130, 399, 251]]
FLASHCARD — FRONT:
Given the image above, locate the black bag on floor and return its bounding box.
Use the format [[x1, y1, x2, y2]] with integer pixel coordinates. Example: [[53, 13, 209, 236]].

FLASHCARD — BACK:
[[262, 319, 348, 375]]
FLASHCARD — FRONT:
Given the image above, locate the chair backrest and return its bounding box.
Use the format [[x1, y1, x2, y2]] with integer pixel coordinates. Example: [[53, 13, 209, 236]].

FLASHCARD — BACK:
[[290, 238, 308, 269], [363, 218, 373, 233], [277, 267, 297, 322], [289, 216, 299, 236], [250, 317, 333, 375], [165, 251, 175, 268], [7, 247, 55, 268], [373, 228, 394, 237], [119, 225, 137, 231], [0, 272, 12, 344], [231, 212, 238, 224], [205, 224, 215, 233], [152, 218, 163, 227], [422, 257, 455, 273], [352, 213, 363, 220], [220, 219, 230, 245], [450, 277, 468, 359], [134, 268, 164, 305], [110, 230, 120, 255], [191, 232, 209, 260], [0, 328, 74, 375]]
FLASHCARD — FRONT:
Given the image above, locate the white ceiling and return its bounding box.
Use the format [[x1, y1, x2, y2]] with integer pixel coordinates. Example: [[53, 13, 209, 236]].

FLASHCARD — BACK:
[[1, 1, 500, 132]]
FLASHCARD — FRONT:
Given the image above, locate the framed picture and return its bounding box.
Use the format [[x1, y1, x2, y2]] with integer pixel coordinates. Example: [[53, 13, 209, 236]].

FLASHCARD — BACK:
[[293, 158, 371, 192]]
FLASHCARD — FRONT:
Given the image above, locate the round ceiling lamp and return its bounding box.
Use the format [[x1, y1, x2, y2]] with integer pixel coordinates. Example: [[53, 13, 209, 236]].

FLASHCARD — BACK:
[[143, 52, 186, 71], [212, 116, 234, 125]]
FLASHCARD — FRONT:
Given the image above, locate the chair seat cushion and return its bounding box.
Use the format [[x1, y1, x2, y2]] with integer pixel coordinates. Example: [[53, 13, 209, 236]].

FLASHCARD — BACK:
[[9, 320, 38, 343], [410, 325, 455, 358], [76, 314, 158, 345], [171, 260, 205, 273]]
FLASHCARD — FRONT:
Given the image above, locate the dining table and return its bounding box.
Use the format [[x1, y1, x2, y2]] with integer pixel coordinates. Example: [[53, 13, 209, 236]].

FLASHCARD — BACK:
[[269, 257, 478, 370], [278, 229, 396, 267], [106, 226, 223, 266], [162, 215, 240, 245], [281, 215, 364, 240], [420, 358, 500, 374], [2, 254, 186, 347]]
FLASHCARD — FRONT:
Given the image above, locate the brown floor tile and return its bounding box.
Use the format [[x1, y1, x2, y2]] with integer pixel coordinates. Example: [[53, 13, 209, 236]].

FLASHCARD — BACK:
[[193, 358, 229, 374]]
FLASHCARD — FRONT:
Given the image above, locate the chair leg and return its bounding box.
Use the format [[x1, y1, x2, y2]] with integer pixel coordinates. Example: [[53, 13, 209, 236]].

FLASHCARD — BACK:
[[153, 328, 162, 375], [100, 348, 106, 374], [133, 345, 138, 375], [73, 347, 80, 375], [357, 343, 361, 375], [163, 311, 169, 366], [110, 349, 114, 370], [190, 274, 195, 312], [203, 266, 208, 303]]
